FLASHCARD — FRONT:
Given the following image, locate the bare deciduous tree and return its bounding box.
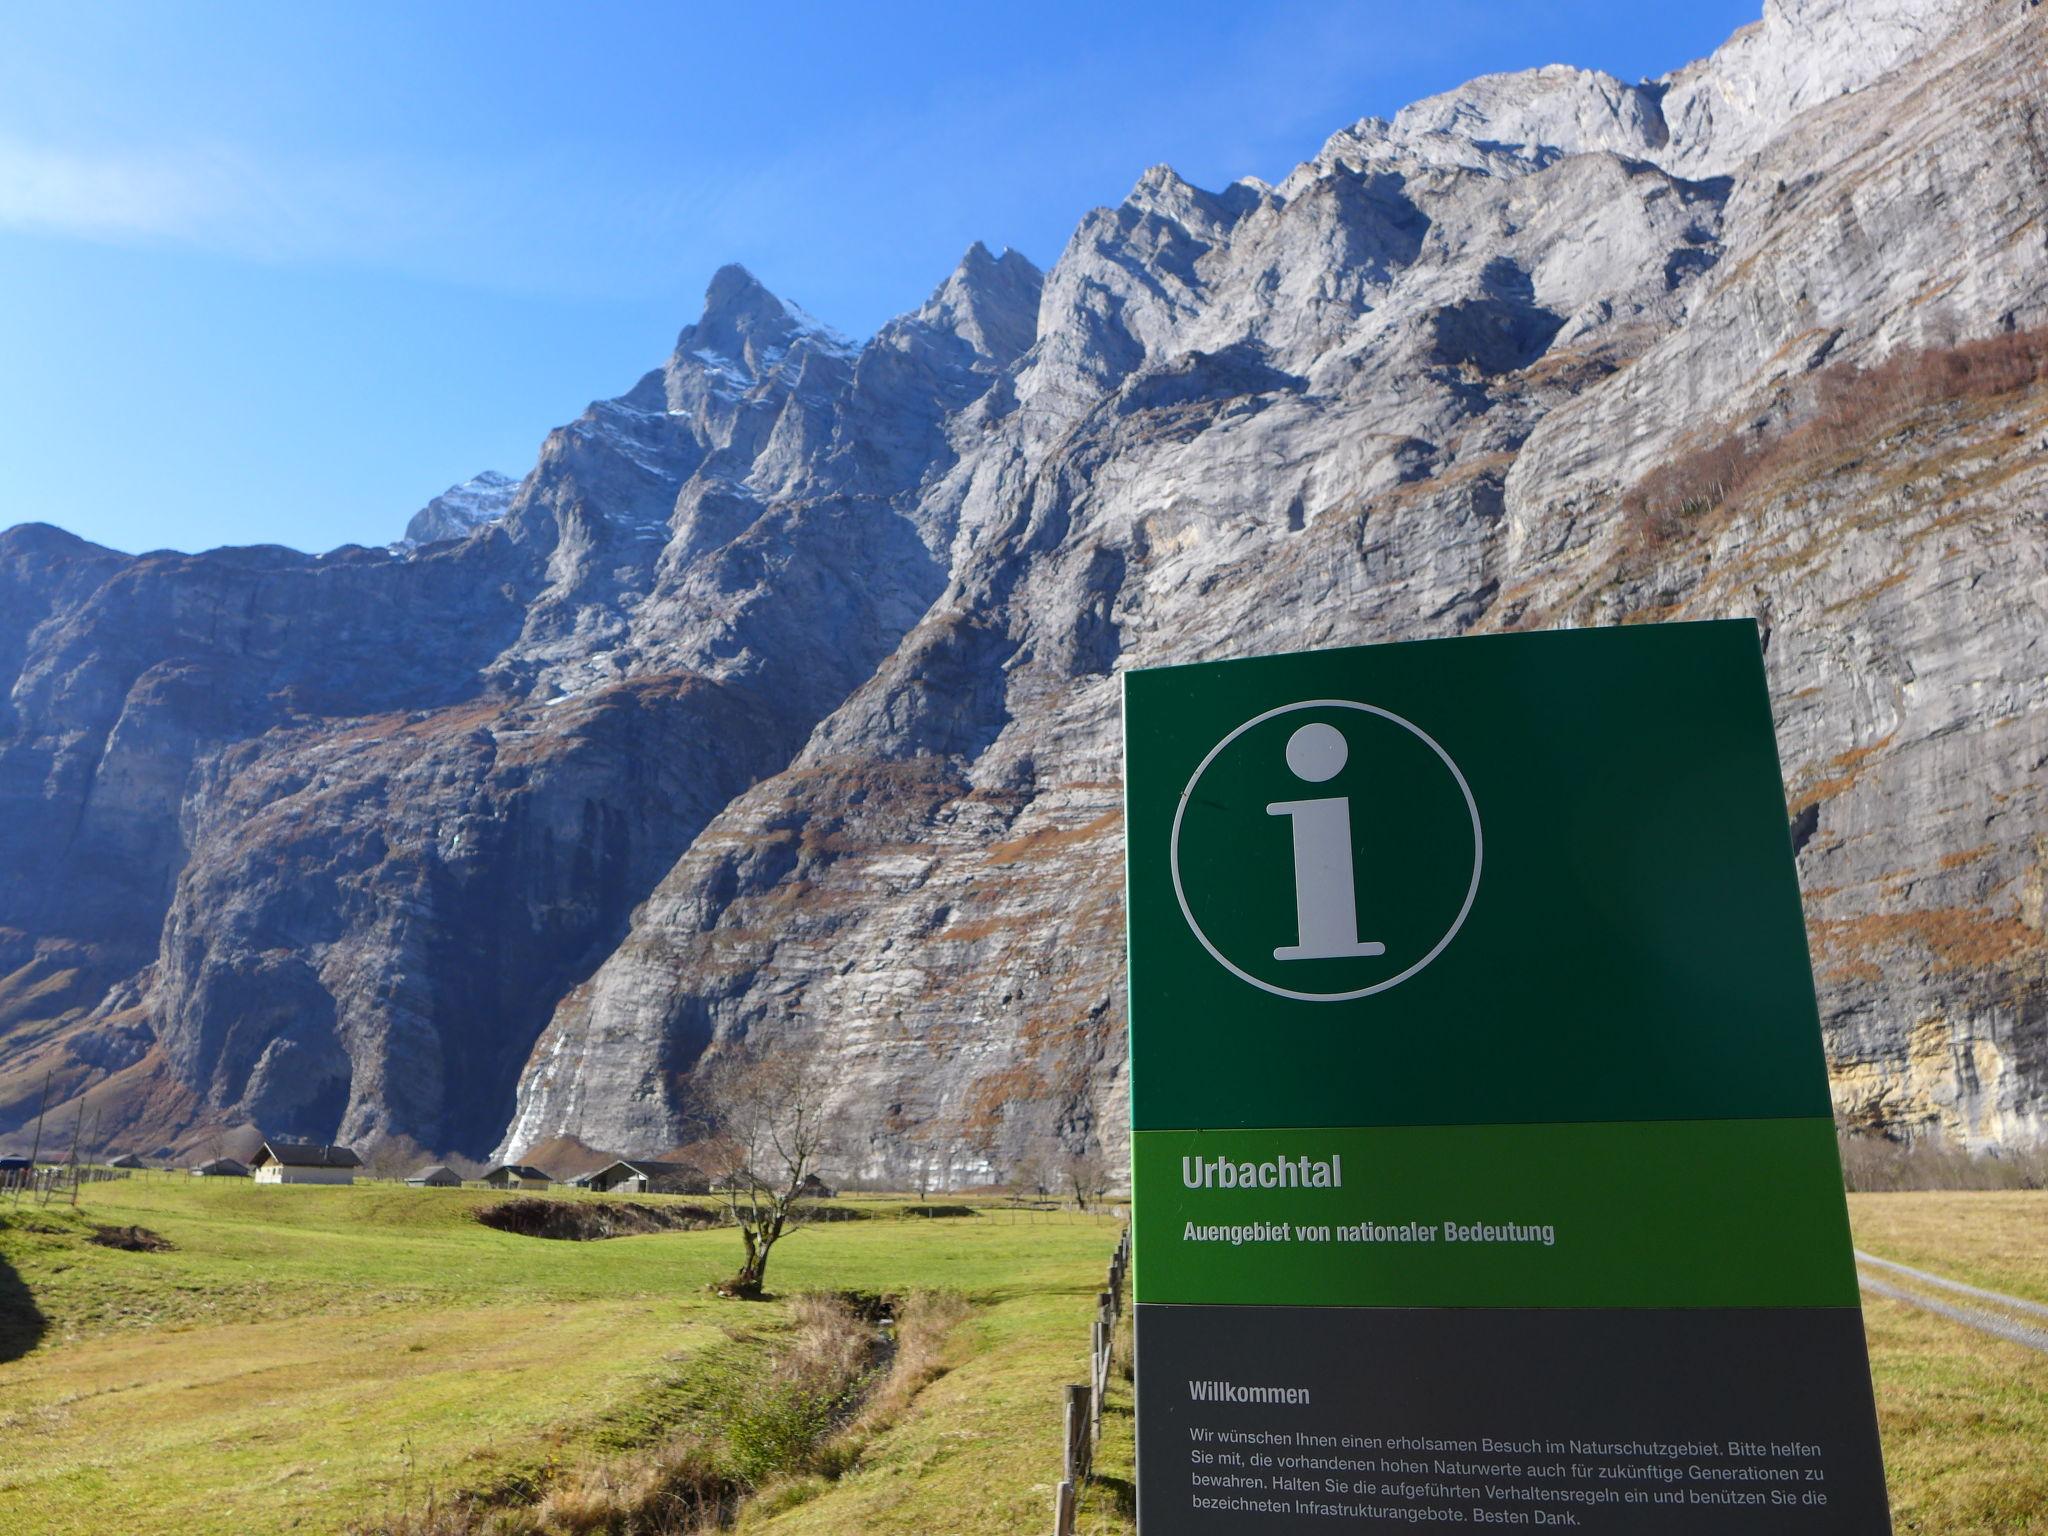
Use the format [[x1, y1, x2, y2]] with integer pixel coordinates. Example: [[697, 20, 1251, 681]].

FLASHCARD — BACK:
[[444, 1150, 488, 1181], [363, 1133, 430, 1181], [691, 1042, 841, 1298], [1061, 1145, 1113, 1211], [1008, 1149, 1052, 1201]]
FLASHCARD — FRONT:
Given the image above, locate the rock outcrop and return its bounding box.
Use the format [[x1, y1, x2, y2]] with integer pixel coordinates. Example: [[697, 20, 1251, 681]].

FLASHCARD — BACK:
[[1, 0, 2041, 1171], [402, 472, 520, 547]]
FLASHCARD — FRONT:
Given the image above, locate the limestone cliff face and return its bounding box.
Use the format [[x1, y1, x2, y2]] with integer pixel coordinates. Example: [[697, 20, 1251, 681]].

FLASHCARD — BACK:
[[2, 0, 2041, 1167], [0, 252, 1041, 1154]]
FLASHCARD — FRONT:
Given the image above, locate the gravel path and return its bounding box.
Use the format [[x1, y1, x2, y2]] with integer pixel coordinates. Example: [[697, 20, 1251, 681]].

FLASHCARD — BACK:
[[1856, 1252, 2048, 1356], [1854, 1250, 2048, 1320]]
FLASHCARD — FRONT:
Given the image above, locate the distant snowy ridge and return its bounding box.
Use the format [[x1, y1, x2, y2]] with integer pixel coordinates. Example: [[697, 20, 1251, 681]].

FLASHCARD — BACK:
[[400, 469, 521, 546]]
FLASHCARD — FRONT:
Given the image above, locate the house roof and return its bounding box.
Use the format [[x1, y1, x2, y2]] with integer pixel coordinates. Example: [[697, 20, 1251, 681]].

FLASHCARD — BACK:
[[407, 1165, 459, 1182], [594, 1159, 700, 1178], [485, 1164, 551, 1181], [191, 1157, 249, 1174], [108, 1153, 147, 1168], [253, 1139, 362, 1169]]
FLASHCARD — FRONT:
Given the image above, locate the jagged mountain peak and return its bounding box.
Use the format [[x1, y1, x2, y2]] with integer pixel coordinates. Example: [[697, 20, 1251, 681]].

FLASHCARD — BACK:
[[952, 240, 1042, 292], [676, 264, 854, 389], [1291, 0, 1981, 188], [1653, 0, 1982, 176], [699, 261, 782, 324], [1388, 64, 1670, 163], [911, 242, 1044, 369], [1124, 162, 1266, 229]]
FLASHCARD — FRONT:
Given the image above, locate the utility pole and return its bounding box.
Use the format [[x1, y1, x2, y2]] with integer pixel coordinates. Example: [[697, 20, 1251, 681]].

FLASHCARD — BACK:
[[47, 1104, 85, 1209], [73, 1110, 103, 1206], [17, 1070, 51, 1206]]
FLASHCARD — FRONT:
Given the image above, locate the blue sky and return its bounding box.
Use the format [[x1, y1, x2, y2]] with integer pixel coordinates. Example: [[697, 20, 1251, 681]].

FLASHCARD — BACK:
[[1, 1, 1759, 555]]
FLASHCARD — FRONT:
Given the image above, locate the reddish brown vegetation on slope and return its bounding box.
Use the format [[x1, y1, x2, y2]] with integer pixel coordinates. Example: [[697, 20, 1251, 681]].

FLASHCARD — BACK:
[[1625, 326, 2048, 545]]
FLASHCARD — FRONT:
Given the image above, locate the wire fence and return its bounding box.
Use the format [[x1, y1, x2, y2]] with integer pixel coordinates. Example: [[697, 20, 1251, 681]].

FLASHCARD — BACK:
[[1055, 1223, 1130, 1535], [2, 1163, 134, 1204], [0, 1164, 1130, 1216]]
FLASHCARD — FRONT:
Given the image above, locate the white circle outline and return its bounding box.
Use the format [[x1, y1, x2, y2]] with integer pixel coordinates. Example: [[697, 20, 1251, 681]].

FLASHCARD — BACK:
[[1168, 698, 1483, 1002]]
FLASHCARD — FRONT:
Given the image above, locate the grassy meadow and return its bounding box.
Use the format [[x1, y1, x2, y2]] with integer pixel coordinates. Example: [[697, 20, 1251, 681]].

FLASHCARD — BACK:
[[0, 1177, 1125, 1535], [0, 1179, 2040, 1534], [1847, 1193, 2048, 1535]]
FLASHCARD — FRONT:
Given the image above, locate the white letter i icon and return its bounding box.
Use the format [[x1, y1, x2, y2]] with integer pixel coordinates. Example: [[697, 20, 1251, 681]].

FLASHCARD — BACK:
[[1267, 722, 1386, 962]]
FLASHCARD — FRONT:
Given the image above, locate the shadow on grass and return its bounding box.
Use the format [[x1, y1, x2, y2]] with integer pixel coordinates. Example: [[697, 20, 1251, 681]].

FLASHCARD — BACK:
[[1094, 1473, 1136, 1519], [0, 1248, 46, 1361]]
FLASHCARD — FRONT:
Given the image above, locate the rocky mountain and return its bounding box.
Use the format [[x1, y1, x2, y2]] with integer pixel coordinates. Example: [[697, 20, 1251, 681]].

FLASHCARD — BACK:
[[2, 0, 2042, 1175], [401, 471, 520, 547]]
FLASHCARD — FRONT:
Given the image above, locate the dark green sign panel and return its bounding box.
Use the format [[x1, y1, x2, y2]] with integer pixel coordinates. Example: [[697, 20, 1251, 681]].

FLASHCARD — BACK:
[[1122, 621, 1887, 1533]]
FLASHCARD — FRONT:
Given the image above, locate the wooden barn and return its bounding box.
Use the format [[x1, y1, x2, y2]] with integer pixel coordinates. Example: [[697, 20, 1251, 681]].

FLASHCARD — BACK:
[[250, 1140, 361, 1186], [581, 1159, 707, 1195], [190, 1157, 250, 1178], [108, 1153, 148, 1170], [482, 1164, 551, 1190], [406, 1165, 462, 1188]]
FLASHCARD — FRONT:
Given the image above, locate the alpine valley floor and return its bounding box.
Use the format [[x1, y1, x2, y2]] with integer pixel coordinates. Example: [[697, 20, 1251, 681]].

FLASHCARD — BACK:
[[0, 1183, 2041, 1535]]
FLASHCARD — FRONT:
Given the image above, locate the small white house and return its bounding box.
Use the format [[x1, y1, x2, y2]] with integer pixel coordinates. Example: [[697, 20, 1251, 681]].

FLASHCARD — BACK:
[[249, 1139, 361, 1185]]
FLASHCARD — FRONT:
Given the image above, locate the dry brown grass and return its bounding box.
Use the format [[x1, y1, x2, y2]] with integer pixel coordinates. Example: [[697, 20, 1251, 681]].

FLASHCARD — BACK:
[[846, 1290, 972, 1437], [1809, 904, 2039, 975], [354, 1437, 739, 1536], [1624, 326, 2048, 547], [348, 1294, 909, 1536], [352, 1295, 983, 1536], [981, 810, 1123, 865], [527, 1442, 736, 1536]]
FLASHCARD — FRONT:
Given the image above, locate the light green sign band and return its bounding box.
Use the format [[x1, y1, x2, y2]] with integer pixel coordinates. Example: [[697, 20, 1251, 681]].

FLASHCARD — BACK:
[[1132, 1116, 1857, 1309]]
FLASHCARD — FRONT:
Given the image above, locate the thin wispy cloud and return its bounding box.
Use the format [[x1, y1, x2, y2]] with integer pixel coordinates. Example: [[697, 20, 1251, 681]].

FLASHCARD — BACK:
[[0, 132, 541, 274], [0, 125, 888, 316], [0, 2, 1467, 325], [0, 135, 245, 243]]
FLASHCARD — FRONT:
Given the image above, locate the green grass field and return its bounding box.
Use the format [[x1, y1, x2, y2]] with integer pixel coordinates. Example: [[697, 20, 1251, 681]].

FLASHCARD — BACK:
[[1848, 1193, 2048, 1536], [0, 1181, 2040, 1534], [0, 1178, 1122, 1535]]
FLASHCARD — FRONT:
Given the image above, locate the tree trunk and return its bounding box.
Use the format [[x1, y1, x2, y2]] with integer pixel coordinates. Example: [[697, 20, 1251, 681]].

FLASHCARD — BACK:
[[723, 1225, 768, 1299]]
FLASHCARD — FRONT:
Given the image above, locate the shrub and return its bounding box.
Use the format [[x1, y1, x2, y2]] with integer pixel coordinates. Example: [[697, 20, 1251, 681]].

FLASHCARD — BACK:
[[1624, 325, 2048, 545], [473, 1199, 716, 1241], [1839, 1131, 2048, 1192], [528, 1440, 735, 1534], [716, 1294, 876, 1486]]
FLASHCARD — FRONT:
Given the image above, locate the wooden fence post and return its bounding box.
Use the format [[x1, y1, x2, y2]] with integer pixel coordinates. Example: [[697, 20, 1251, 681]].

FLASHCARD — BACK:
[[1056, 1224, 1136, 1510], [1092, 1318, 1107, 1437], [1064, 1382, 1092, 1483], [1054, 1477, 1077, 1535]]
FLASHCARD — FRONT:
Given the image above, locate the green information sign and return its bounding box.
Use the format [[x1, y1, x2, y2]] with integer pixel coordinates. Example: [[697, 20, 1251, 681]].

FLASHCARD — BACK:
[[1122, 621, 1887, 1532]]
